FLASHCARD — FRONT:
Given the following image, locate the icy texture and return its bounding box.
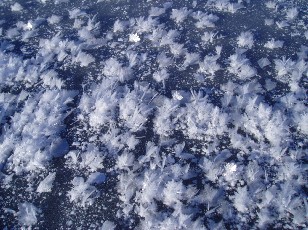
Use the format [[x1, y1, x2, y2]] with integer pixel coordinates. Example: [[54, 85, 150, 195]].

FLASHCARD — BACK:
[[0, 0, 307, 229]]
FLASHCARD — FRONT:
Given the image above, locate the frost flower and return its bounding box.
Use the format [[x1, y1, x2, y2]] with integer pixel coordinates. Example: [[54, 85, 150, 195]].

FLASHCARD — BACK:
[[129, 33, 140, 42]]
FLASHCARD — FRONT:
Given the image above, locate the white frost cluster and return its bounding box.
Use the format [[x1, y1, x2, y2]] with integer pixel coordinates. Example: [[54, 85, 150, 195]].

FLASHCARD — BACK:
[[228, 49, 257, 80], [264, 38, 284, 49], [17, 203, 39, 226], [237, 31, 254, 49]]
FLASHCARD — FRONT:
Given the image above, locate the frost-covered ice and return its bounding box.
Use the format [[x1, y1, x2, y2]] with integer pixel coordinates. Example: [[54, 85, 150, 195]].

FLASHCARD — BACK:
[[17, 202, 39, 226], [36, 172, 56, 193], [0, 0, 307, 229]]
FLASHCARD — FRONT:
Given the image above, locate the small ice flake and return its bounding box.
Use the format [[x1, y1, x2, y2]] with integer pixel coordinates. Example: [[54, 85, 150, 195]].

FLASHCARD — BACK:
[[11, 3, 23, 12], [129, 33, 140, 42], [26, 21, 33, 30], [223, 163, 238, 185], [265, 19, 274, 26], [173, 91, 183, 100], [153, 68, 169, 83], [258, 58, 271, 69], [225, 163, 237, 174], [17, 202, 39, 226], [37, 172, 56, 193]]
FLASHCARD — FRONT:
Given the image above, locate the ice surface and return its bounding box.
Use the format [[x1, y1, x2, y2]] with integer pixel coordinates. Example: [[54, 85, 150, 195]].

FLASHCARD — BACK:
[[0, 0, 307, 229]]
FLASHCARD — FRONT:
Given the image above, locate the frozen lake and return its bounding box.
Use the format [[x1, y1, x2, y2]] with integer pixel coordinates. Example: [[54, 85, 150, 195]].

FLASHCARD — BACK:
[[0, 0, 307, 229]]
